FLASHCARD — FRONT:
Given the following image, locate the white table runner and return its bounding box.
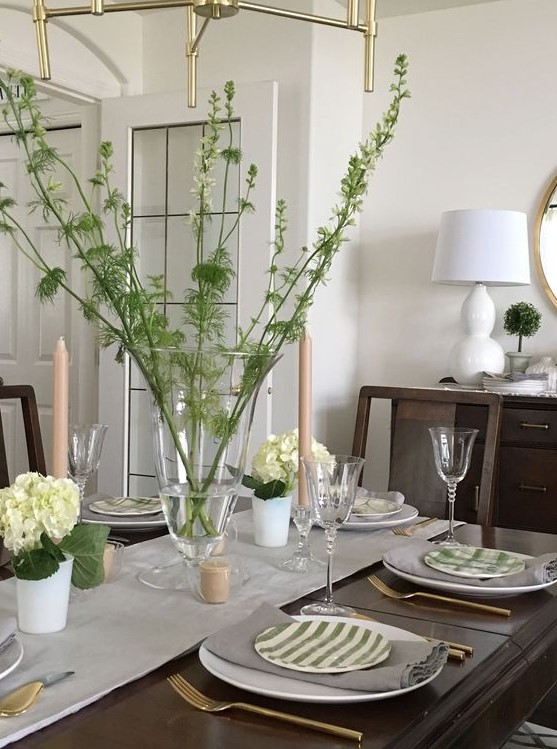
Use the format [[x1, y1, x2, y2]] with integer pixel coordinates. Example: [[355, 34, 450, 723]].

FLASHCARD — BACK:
[[0, 511, 446, 747]]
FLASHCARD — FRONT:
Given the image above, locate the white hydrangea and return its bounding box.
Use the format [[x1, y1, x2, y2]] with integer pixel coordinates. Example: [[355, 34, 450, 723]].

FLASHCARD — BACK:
[[0, 473, 79, 555], [250, 429, 330, 494]]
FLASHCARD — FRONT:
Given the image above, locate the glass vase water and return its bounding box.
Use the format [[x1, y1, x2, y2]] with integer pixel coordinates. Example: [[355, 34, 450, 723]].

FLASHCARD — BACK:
[[137, 348, 278, 591]]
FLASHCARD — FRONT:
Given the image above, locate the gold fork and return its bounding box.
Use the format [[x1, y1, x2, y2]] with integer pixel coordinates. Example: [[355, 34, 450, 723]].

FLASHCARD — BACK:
[[167, 674, 362, 741], [392, 518, 438, 536], [367, 574, 511, 617]]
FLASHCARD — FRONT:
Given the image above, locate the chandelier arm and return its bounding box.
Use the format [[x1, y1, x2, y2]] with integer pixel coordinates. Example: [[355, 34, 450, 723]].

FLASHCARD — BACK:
[[186, 5, 197, 107], [238, 2, 367, 32], [190, 14, 211, 53], [364, 0, 377, 92], [32, 0, 51, 79], [46, 1, 194, 19], [347, 0, 359, 28]]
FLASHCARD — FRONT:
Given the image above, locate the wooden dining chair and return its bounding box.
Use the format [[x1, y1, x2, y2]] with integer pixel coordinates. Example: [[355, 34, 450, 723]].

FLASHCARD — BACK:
[[0, 385, 46, 488], [351, 386, 503, 525]]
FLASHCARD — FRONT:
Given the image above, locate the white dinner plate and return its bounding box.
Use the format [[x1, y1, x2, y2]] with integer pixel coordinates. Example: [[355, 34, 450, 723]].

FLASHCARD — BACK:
[[0, 638, 24, 681], [341, 503, 419, 531], [382, 556, 557, 598], [351, 498, 402, 519], [82, 496, 166, 531], [89, 497, 162, 517], [199, 616, 444, 703]]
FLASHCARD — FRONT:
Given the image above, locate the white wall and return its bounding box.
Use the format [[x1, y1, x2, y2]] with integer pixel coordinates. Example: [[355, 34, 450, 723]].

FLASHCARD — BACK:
[[358, 0, 557, 393]]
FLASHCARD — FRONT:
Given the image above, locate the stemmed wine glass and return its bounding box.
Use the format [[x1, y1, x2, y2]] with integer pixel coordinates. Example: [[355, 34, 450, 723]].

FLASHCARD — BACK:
[[428, 426, 478, 546], [299, 455, 365, 616], [281, 504, 323, 574], [68, 424, 108, 522]]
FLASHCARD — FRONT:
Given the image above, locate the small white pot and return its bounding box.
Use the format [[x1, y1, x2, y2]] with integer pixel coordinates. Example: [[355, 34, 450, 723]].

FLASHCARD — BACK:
[[16, 555, 74, 634], [252, 495, 292, 547], [506, 352, 533, 373]]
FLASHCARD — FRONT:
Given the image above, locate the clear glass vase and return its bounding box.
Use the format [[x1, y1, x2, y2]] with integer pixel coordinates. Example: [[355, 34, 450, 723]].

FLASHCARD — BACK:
[[137, 347, 277, 590]]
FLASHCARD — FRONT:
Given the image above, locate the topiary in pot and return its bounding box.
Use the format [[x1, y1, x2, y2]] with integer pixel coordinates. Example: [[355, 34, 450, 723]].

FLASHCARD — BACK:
[[503, 302, 542, 372]]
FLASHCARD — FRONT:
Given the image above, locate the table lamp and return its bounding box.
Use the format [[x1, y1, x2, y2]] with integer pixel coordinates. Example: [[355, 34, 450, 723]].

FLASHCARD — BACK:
[[432, 209, 530, 385]]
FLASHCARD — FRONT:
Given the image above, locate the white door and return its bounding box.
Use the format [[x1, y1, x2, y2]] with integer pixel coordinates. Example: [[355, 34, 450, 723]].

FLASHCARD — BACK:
[[98, 82, 278, 496], [0, 123, 98, 480]]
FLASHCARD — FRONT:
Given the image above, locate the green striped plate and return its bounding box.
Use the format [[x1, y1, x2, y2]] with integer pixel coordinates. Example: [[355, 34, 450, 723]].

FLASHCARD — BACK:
[[424, 547, 526, 579], [254, 620, 391, 673], [89, 497, 162, 517]]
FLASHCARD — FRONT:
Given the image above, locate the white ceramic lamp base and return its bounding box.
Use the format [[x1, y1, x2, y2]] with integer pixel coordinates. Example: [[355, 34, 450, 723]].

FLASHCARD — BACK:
[[449, 283, 505, 385]]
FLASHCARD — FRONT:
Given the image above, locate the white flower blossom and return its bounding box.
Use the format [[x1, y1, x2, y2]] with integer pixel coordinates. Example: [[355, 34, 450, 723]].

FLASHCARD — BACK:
[[250, 429, 330, 495], [0, 473, 79, 555]]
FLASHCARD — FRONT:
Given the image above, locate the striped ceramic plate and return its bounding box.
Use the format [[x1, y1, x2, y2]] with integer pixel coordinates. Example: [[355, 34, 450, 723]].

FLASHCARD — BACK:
[[89, 497, 162, 517], [424, 546, 526, 579], [254, 619, 391, 673]]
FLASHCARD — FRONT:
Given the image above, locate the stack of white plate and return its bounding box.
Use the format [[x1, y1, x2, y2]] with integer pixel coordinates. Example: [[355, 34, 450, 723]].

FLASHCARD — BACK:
[[482, 375, 548, 395]]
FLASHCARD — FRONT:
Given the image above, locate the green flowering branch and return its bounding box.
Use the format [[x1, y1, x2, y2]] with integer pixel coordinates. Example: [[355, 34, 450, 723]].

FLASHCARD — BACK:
[[0, 56, 409, 540]]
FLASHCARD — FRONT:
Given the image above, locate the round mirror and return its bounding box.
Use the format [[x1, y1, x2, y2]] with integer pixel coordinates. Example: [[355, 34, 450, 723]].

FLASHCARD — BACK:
[[535, 172, 557, 309]]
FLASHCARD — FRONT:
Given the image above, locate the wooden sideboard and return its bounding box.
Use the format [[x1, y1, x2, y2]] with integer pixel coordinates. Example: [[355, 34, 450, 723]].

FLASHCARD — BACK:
[[456, 393, 557, 533]]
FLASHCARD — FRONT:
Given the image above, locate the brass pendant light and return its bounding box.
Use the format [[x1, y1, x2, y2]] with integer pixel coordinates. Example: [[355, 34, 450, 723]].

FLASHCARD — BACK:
[[32, 0, 377, 107], [193, 0, 239, 19]]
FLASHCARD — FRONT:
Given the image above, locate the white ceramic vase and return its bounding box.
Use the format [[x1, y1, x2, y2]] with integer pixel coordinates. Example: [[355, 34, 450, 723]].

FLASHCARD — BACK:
[[16, 555, 74, 634], [252, 495, 292, 547]]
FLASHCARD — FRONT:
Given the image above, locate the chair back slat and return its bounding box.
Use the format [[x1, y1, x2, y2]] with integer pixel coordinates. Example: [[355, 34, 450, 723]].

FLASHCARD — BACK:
[[352, 386, 503, 525], [0, 385, 46, 488]]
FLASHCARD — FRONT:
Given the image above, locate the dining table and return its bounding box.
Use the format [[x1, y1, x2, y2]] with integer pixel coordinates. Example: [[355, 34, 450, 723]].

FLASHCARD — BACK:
[[1, 513, 557, 749]]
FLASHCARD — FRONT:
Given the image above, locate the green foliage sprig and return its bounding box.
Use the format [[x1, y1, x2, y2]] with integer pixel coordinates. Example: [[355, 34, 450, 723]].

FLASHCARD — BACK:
[[503, 302, 542, 352], [0, 58, 409, 527]]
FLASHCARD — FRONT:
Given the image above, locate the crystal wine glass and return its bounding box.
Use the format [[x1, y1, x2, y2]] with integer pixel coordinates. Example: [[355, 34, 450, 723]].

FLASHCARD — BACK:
[[428, 426, 478, 546], [281, 503, 323, 574], [300, 455, 365, 616], [68, 424, 108, 522]]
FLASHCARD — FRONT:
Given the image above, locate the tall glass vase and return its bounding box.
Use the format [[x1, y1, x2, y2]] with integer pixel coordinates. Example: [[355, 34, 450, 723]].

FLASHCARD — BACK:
[[137, 348, 277, 590]]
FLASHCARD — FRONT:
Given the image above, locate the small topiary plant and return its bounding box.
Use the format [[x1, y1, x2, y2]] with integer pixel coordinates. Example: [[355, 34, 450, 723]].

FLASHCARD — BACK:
[[503, 302, 542, 353]]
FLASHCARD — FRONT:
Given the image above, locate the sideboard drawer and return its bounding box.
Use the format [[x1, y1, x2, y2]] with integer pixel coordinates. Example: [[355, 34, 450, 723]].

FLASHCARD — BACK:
[[500, 408, 557, 447], [497, 446, 557, 531]]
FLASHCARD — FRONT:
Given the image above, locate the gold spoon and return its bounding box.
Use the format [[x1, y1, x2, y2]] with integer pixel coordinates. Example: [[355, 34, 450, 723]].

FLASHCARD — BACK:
[[0, 671, 74, 717], [0, 682, 44, 717]]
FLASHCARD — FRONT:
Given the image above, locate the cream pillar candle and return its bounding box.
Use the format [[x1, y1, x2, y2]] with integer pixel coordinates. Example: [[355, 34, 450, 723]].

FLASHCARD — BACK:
[[52, 337, 69, 479], [103, 541, 124, 583], [298, 334, 312, 507], [199, 559, 230, 604]]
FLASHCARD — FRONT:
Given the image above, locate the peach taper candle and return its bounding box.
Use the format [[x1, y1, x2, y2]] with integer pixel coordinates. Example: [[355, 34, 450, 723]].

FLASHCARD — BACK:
[[52, 336, 69, 478], [298, 334, 312, 507]]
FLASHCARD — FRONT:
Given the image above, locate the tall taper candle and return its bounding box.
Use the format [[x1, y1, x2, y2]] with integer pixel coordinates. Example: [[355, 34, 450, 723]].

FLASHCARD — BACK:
[[52, 337, 69, 478], [298, 334, 312, 507]]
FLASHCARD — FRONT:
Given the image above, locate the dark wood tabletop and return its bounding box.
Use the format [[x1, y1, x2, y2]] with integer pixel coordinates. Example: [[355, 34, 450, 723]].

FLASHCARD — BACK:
[[7, 524, 557, 749]]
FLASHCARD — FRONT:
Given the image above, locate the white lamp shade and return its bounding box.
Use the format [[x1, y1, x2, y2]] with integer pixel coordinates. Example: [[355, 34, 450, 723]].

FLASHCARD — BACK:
[[432, 209, 530, 286]]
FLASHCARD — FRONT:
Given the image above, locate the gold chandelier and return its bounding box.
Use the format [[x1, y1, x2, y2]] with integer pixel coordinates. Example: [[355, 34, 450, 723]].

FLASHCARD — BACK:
[[32, 0, 377, 107]]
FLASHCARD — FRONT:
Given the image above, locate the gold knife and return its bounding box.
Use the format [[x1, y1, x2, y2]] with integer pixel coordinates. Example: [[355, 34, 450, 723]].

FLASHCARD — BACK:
[[350, 612, 469, 662]]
